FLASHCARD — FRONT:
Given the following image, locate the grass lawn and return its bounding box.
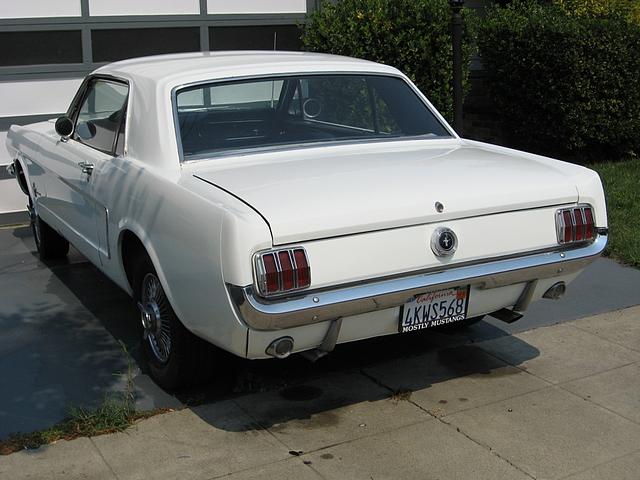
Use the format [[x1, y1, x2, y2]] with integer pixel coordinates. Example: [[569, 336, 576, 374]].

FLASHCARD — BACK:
[[589, 158, 640, 268]]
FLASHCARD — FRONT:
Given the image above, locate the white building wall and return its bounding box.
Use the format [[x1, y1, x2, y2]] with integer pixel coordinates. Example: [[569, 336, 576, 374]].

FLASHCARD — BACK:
[[207, 0, 307, 14], [0, 0, 81, 18], [0, 79, 82, 118], [0, 0, 310, 216], [89, 0, 200, 16]]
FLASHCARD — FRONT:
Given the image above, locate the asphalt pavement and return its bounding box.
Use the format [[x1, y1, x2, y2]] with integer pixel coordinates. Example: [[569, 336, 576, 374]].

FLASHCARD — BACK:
[[1, 225, 640, 440]]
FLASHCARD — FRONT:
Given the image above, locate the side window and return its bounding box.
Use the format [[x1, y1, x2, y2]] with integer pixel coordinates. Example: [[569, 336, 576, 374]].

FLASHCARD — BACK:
[[75, 79, 128, 153]]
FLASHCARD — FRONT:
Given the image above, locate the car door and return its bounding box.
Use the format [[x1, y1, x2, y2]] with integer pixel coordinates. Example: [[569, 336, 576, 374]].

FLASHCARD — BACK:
[[39, 76, 128, 266]]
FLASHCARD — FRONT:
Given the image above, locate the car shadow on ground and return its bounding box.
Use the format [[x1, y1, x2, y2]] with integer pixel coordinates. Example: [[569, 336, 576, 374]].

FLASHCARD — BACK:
[[9, 226, 540, 434]]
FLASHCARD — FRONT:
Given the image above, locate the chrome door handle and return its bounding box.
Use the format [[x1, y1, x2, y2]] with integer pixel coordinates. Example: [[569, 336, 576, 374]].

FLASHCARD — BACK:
[[78, 162, 94, 175]]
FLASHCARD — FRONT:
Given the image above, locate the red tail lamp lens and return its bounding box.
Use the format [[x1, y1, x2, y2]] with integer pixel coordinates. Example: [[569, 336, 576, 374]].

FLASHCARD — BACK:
[[293, 249, 310, 288], [573, 208, 584, 241], [278, 251, 295, 291], [262, 253, 279, 294], [584, 207, 595, 240], [562, 210, 573, 243]]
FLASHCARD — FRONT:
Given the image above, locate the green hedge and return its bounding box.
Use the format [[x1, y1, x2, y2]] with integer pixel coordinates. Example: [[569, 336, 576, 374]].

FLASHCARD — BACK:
[[302, 0, 475, 123], [478, 1, 640, 161], [555, 0, 640, 24]]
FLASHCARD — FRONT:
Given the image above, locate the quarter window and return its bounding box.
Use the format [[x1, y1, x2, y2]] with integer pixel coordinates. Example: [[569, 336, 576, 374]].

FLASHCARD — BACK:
[[75, 79, 128, 154]]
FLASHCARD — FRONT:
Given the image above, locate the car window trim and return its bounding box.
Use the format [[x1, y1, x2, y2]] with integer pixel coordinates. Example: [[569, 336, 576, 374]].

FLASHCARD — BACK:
[[69, 74, 130, 157], [171, 71, 456, 163]]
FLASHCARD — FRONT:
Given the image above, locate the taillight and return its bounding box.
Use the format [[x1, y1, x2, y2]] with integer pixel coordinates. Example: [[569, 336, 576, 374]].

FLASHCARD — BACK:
[[255, 247, 311, 296], [278, 251, 295, 291], [562, 210, 573, 243], [556, 205, 596, 245], [584, 207, 595, 240], [293, 248, 310, 289], [573, 208, 585, 241], [262, 253, 279, 294]]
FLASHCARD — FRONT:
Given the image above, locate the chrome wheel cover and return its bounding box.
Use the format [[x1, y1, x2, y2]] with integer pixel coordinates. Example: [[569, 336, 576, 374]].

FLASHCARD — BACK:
[[138, 273, 172, 364]]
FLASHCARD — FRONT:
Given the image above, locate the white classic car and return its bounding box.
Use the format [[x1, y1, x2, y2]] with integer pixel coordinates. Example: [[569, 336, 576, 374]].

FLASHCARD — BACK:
[[6, 52, 607, 389]]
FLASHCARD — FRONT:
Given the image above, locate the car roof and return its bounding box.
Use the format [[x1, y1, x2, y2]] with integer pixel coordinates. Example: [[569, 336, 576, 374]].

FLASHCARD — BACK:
[[93, 51, 401, 87]]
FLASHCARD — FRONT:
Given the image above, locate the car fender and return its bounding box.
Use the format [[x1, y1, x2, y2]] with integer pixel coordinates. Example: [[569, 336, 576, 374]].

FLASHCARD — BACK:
[[115, 219, 165, 297]]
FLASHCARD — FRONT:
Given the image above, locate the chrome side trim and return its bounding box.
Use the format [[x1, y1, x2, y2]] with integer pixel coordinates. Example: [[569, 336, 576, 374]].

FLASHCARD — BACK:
[[228, 234, 607, 331], [103, 206, 111, 259]]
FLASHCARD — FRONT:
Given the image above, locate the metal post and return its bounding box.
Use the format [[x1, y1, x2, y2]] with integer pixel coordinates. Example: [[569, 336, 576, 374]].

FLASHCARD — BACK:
[[450, 0, 464, 135]]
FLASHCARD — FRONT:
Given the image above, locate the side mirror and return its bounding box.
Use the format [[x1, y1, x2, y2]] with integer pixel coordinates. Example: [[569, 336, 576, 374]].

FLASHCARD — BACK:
[[55, 116, 74, 139]]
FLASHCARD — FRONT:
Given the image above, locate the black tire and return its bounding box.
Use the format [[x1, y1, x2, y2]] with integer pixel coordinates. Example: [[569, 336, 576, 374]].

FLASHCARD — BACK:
[[132, 254, 217, 390], [30, 203, 70, 260]]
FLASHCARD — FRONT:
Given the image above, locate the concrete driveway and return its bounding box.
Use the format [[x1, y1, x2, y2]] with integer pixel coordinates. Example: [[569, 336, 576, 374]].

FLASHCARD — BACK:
[[1, 224, 640, 443], [2, 305, 640, 479]]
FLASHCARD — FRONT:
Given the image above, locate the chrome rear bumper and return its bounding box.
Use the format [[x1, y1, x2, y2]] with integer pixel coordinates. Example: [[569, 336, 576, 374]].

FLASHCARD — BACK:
[[228, 234, 607, 331]]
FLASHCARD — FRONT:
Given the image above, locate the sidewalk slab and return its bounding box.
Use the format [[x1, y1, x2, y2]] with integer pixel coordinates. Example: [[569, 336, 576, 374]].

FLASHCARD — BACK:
[[222, 458, 323, 480], [563, 363, 640, 424], [444, 386, 640, 480], [568, 306, 640, 353], [363, 343, 549, 416], [306, 419, 531, 480], [92, 403, 289, 480], [563, 450, 640, 480], [476, 323, 639, 384], [231, 372, 430, 453], [0, 437, 114, 480]]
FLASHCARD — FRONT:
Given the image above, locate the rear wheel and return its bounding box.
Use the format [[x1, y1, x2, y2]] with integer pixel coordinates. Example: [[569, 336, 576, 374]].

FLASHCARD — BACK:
[[133, 254, 216, 390], [30, 200, 69, 260]]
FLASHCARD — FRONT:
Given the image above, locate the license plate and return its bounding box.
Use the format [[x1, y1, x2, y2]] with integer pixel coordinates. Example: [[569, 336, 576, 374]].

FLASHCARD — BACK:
[[399, 286, 470, 333]]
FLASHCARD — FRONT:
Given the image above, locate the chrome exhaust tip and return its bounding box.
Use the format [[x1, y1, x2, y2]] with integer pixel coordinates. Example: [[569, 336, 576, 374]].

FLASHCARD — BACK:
[[543, 282, 567, 300], [266, 336, 294, 359]]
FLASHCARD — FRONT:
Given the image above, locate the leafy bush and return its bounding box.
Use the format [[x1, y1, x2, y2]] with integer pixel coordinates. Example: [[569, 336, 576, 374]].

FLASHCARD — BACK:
[[302, 0, 476, 122], [555, 0, 640, 24], [478, 1, 640, 160]]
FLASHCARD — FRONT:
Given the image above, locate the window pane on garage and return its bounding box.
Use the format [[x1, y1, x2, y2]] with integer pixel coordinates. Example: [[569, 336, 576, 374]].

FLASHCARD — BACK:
[[0, 30, 82, 66], [92, 27, 200, 63], [209, 25, 302, 51]]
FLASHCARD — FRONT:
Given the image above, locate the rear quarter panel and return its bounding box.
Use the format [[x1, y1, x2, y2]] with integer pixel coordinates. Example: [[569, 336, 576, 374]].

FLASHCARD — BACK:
[[95, 157, 272, 356]]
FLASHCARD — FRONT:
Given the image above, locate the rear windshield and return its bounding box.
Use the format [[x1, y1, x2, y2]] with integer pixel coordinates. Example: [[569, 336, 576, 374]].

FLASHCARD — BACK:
[[175, 74, 451, 160]]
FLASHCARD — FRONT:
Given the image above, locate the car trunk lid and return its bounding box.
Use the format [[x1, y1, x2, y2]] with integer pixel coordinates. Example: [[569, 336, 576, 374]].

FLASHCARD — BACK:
[[191, 140, 579, 245]]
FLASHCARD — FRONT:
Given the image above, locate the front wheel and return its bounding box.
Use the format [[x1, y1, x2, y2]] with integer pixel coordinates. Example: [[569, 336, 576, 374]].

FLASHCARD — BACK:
[[133, 255, 216, 390]]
